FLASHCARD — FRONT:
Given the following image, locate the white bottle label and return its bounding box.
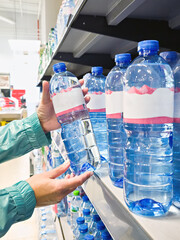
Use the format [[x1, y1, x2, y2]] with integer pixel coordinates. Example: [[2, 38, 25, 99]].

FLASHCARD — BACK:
[[123, 85, 174, 124], [106, 90, 123, 118], [87, 92, 105, 112], [52, 87, 85, 117], [174, 89, 180, 123]]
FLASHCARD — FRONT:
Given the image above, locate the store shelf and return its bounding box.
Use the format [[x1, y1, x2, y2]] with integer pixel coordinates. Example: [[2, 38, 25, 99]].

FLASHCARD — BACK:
[[0, 109, 25, 121], [82, 163, 180, 240], [59, 216, 73, 240], [38, 0, 180, 82]]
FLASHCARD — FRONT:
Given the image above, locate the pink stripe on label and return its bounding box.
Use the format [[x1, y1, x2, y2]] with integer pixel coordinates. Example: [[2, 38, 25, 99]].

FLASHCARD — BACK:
[[91, 92, 104, 95], [56, 104, 84, 117], [124, 117, 173, 124], [106, 113, 122, 119], [174, 118, 180, 123], [89, 108, 106, 112]]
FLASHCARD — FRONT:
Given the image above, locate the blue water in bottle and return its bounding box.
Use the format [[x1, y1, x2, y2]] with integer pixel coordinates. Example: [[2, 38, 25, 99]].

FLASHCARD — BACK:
[[94, 221, 106, 239], [50, 63, 100, 175], [89, 214, 101, 234], [173, 59, 180, 208], [160, 51, 178, 69], [84, 234, 94, 240], [124, 40, 174, 217], [105, 53, 131, 188], [85, 67, 108, 161], [101, 231, 112, 240], [83, 209, 92, 228]]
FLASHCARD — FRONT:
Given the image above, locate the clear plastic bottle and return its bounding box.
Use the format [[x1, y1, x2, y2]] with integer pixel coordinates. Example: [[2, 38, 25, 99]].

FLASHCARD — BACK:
[[67, 192, 73, 225], [105, 53, 131, 188], [172, 59, 180, 208], [82, 73, 91, 89], [80, 195, 92, 215], [83, 209, 92, 228], [50, 62, 100, 175], [63, 0, 75, 27], [160, 51, 178, 69], [77, 224, 89, 240], [73, 217, 85, 240], [124, 40, 174, 216], [89, 214, 101, 234], [84, 234, 94, 240], [85, 66, 108, 161], [71, 190, 82, 229], [93, 221, 106, 240], [101, 230, 112, 240]]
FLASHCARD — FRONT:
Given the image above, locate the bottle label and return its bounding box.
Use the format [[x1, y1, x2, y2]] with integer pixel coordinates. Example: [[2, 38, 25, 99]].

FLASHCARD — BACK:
[[105, 90, 123, 118], [123, 85, 174, 124], [174, 88, 180, 123], [52, 87, 85, 117], [87, 92, 105, 112]]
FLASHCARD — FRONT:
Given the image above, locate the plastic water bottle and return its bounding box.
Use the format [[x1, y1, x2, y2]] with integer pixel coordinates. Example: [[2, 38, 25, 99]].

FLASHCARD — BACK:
[[172, 59, 180, 208], [63, 0, 75, 27], [77, 224, 89, 240], [123, 40, 174, 217], [50, 62, 100, 175], [105, 53, 131, 188], [89, 214, 101, 234], [85, 66, 108, 161], [80, 195, 92, 214], [83, 209, 92, 227], [83, 73, 91, 89], [101, 231, 112, 240], [84, 235, 94, 240], [67, 192, 73, 225], [94, 221, 106, 239], [71, 190, 82, 229], [73, 217, 85, 239], [160, 51, 178, 69]]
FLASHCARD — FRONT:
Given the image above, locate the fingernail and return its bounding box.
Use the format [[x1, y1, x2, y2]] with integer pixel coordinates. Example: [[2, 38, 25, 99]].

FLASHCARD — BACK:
[[65, 160, 70, 165]]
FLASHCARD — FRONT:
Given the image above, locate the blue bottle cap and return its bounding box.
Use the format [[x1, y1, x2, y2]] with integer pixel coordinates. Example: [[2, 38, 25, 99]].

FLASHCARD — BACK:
[[97, 221, 105, 231], [160, 51, 178, 61], [138, 40, 159, 53], [76, 217, 85, 225], [84, 234, 94, 240], [101, 230, 112, 240], [93, 214, 101, 222], [53, 62, 66, 73], [115, 53, 131, 63], [82, 195, 89, 202], [91, 66, 103, 74], [79, 224, 88, 233], [83, 208, 91, 216]]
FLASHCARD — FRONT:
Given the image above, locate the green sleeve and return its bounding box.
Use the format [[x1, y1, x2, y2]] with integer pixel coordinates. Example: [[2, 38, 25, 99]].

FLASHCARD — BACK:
[[0, 112, 51, 164], [0, 181, 36, 238]]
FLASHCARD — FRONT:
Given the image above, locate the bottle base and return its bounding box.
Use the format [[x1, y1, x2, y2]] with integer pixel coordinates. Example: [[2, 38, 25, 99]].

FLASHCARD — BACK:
[[125, 198, 171, 217], [172, 200, 180, 209]]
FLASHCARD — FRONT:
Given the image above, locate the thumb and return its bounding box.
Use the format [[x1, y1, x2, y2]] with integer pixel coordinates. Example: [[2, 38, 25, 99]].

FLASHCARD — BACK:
[[46, 160, 70, 179], [42, 81, 51, 104]]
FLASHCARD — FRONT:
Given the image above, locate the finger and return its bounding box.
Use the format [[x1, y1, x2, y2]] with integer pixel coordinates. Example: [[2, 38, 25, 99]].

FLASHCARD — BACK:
[[85, 96, 90, 104], [66, 171, 93, 189], [65, 174, 71, 179], [79, 79, 84, 86], [70, 172, 75, 178], [82, 88, 88, 96], [47, 160, 70, 179], [42, 81, 51, 104]]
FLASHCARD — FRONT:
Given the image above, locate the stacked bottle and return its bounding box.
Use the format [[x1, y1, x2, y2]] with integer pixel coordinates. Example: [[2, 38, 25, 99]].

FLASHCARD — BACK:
[[85, 66, 108, 161], [124, 40, 174, 216], [105, 53, 131, 188], [50, 62, 100, 175]]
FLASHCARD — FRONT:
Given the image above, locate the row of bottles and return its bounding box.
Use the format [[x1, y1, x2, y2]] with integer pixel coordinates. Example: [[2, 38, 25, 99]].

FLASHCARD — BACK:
[[38, 0, 79, 77], [67, 189, 112, 240], [49, 39, 180, 218]]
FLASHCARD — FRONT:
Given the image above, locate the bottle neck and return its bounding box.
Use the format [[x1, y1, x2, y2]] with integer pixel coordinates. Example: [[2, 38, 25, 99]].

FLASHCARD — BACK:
[[92, 72, 102, 76], [139, 49, 158, 57], [55, 69, 66, 74], [116, 61, 129, 68]]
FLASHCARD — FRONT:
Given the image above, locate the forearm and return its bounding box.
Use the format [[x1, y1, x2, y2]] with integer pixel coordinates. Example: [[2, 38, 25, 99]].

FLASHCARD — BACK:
[[0, 181, 36, 238], [0, 113, 51, 164]]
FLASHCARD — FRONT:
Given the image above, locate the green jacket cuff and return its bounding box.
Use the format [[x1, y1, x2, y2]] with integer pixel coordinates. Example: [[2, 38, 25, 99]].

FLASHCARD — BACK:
[[23, 112, 51, 149], [6, 181, 36, 221]]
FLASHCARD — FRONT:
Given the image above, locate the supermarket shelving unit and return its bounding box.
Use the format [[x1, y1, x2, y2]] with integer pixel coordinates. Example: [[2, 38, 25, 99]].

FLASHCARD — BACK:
[[38, 0, 180, 239]]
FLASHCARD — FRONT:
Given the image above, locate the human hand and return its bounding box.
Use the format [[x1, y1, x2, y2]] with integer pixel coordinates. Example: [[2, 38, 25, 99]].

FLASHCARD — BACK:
[[37, 80, 90, 133], [27, 160, 93, 207]]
